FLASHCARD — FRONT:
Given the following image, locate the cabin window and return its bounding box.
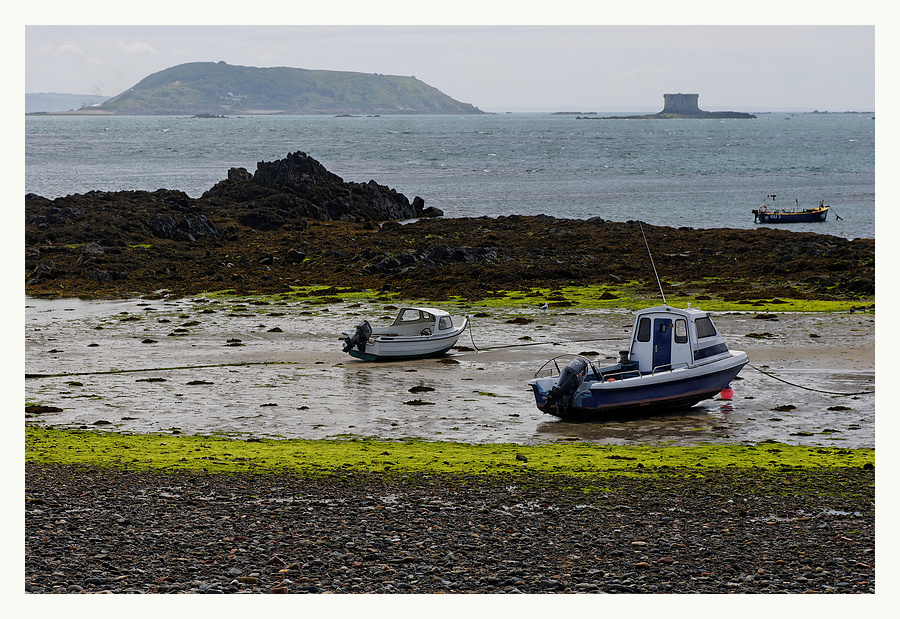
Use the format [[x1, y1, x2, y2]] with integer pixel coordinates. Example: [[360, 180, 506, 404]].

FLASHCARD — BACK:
[[439, 316, 452, 330], [397, 309, 421, 322], [674, 319, 688, 343], [695, 316, 717, 339], [396, 309, 430, 323], [636, 317, 651, 342]]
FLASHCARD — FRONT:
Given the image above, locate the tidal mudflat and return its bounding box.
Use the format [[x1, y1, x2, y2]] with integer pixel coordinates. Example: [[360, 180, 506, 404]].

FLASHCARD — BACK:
[[25, 295, 874, 448]]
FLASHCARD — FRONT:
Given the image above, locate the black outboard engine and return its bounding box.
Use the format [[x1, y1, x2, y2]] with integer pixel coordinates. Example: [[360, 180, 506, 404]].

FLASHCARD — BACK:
[[343, 320, 372, 353], [545, 357, 588, 409]]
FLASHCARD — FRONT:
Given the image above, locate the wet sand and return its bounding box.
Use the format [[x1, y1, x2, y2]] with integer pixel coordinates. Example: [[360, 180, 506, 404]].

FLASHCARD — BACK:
[[25, 296, 874, 448]]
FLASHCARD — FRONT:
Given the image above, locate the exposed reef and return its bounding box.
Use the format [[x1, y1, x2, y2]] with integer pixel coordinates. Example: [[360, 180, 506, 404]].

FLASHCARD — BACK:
[[25, 152, 872, 301]]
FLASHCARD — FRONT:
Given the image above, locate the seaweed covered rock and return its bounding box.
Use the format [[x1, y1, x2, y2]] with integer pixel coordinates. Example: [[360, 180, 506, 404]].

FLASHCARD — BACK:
[[200, 151, 434, 223], [26, 151, 437, 250]]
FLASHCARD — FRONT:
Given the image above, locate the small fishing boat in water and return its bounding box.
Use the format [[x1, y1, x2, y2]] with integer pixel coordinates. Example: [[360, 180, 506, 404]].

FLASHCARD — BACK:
[[529, 304, 748, 420], [752, 194, 829, 223], [342, 306, 468, 361]]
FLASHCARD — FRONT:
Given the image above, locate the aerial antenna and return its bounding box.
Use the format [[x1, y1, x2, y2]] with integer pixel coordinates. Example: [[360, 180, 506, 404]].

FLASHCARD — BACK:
[[639, 221, 666, 305]]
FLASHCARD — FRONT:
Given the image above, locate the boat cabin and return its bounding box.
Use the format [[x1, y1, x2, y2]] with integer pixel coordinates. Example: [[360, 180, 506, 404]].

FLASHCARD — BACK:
[[378, 307, 456, 337], [626, 305, 731, 373]]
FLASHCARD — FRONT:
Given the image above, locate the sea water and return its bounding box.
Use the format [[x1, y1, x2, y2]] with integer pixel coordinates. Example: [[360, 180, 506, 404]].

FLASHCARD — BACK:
[[25, 112, 875, 239]]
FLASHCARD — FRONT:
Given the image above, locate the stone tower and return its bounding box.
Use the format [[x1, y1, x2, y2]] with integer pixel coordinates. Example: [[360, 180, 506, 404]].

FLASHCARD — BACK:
[[662, 93, 701, 115]]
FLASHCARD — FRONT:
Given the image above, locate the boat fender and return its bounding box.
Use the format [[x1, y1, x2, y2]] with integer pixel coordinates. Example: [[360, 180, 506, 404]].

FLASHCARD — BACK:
[[720, 386, 734, 400], [605, 378, 616, 382]]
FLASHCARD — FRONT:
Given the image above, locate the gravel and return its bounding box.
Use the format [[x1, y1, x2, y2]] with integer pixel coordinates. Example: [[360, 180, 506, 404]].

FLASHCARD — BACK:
[[25, 463, 875, 594]]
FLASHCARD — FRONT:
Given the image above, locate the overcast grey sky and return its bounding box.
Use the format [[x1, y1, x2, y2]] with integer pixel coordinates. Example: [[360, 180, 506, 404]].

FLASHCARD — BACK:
[[23, 10, 878, 112]]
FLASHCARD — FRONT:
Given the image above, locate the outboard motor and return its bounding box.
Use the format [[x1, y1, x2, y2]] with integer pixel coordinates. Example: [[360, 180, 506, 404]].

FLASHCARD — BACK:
[[343, 320, 372, 353], [545, 357, 588, 409]]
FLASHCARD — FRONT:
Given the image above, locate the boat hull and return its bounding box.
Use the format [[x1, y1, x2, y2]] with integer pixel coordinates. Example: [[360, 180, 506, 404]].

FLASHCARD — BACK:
[[530, 352, 747, 421], [347, 342, 458, 362]]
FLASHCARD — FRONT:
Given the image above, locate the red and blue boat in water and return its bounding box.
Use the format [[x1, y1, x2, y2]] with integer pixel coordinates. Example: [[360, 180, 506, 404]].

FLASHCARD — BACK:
[[752, 194, 830, 224]]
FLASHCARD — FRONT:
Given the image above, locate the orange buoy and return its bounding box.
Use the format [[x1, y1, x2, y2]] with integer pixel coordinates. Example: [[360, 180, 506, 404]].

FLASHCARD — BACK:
[[720, 386, 734, 400]]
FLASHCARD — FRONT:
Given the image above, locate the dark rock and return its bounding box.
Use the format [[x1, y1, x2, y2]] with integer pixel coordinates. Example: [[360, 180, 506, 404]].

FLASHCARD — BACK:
[[228, 167, 253, 182], [178, 214, 218, 239], [25, 404, 63, 415], [31, 259, 54, 277], [150, 215, 178, 239], [285, 248, 306, 263]]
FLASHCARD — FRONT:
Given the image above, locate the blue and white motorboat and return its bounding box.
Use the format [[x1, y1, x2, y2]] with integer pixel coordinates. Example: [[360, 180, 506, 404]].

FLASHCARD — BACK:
[[342, 306, 468, 361], [528, 304, 748, 420]]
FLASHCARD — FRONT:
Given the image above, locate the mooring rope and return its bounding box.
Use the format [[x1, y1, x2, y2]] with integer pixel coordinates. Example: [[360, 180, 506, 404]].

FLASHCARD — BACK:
[[25, 361, 298, 379], [748, 363, 873, 396]]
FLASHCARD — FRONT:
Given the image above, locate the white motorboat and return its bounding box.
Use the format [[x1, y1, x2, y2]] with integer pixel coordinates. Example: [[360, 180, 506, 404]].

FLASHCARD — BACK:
[[342, 306, 468, 361]]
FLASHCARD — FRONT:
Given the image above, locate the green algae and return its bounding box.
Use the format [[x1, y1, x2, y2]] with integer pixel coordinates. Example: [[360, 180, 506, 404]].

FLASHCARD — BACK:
[[26, 426, 873, 479], [452, 284, 871, 313], [197, 285, 871, 314]]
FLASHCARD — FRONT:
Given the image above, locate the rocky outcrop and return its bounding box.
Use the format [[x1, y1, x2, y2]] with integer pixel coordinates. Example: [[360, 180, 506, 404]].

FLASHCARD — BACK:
[[201, 151, 438, 224], [25, 151, 440, 251]]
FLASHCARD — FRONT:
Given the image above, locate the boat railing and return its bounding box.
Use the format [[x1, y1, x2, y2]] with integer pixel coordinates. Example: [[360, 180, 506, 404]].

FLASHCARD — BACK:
[[532, 354, 601, 380], [651, 361, 690, 374], [598, 369, 643, 382]]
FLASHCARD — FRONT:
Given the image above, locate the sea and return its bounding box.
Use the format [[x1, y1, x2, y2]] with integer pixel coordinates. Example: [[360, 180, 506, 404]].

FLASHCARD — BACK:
[[25, 112, 875, 239]]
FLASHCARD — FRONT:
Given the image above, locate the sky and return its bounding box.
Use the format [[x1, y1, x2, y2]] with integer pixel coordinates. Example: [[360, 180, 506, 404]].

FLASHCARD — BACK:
[[21, 9, 880, 113]]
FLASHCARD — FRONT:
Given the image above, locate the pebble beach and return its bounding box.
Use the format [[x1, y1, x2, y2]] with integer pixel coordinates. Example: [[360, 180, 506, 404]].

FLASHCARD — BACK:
[[25, 463, 874, 595]]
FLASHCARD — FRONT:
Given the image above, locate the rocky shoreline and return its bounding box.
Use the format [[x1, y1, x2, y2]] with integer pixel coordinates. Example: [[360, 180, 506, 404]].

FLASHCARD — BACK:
[[26, 463, 874, 594], [25, 152, 874, 302]]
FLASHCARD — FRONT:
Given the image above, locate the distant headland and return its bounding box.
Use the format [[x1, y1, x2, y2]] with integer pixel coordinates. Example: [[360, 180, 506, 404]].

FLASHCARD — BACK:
[[26, 61, 484, 116], [577, 94, 756, 119]]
